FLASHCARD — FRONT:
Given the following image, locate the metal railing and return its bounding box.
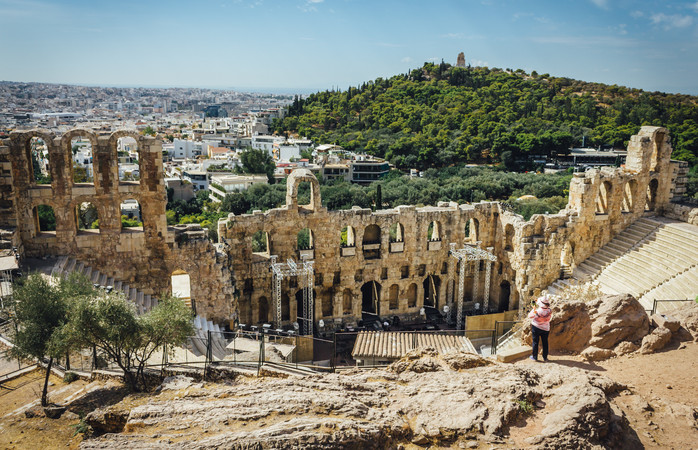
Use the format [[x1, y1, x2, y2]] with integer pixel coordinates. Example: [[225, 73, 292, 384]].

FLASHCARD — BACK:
[[650, 299, 695, 316]]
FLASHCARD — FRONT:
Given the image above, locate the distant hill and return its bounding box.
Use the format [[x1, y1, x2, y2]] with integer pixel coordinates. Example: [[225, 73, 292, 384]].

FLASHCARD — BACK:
[[273, 62, 698, 170]]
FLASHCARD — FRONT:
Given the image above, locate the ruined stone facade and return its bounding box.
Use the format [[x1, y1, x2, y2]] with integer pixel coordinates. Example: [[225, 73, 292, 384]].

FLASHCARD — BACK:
[[0, 129, 234, 321], [218, 127, 678, 330], [0, 126, 680, 331]]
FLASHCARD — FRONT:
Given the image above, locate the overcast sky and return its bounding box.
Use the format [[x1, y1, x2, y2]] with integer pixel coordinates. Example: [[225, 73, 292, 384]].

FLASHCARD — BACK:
[[1, 0, 697, 94]]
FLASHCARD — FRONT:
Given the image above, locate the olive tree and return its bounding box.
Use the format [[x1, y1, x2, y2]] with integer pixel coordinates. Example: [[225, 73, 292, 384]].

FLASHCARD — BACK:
[[10, 272, 94, 406], [67, 292, 194, 391]]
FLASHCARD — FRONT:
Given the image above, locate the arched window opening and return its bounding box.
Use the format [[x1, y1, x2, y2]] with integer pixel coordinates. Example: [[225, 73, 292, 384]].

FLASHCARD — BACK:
[[342, 289, 353, 315], [407, 283, 417, 308], [297, 228, 313, 250], [258, 296, 270, 324], [362, 224, 381, 259], [427, 221, 441, 241], [120, 199, 143, 229], [117, 136, 140, 181], [622, 180, 636, 213], [423, 275, 441, 308], [322, 292, 333, 317], [466, 218, 479, 243], [281, 294, 291, 321], [646, 179, 658, 211], [389, 223, 404, 242], [504, 224, 515, 251], [360, 281, 381, 316], [341, 225, 355, 247], [296, 181, 313, 207], [71, 136, 93, 183], [28, 137, 51, 185], [171, 270, 192, 309], [34, 205, 56, 233], [252, 230, 270, 255], [596, 180, 612, 215], [76, 202, 100, 232], [389, 284, 399, 310], [499, 281, 511, 312]]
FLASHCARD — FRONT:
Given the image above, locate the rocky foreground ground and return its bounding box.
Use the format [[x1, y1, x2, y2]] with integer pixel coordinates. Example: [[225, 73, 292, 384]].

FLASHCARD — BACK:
[[2, 297, 697, 449], [79, 350, 642, 449]]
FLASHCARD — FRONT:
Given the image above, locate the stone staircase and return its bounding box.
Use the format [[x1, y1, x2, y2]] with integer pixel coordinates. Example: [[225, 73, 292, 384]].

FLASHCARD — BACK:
[[50, 255, 158, 314], [547, 217, 698, 311]]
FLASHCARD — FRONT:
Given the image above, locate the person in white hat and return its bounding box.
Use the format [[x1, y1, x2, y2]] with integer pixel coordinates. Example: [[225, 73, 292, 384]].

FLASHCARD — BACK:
[[528, 295, 552, 362]]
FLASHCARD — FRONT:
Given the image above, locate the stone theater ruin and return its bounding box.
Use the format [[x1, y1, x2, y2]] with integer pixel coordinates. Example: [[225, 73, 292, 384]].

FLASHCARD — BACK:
[[0, 126, 692, 334]]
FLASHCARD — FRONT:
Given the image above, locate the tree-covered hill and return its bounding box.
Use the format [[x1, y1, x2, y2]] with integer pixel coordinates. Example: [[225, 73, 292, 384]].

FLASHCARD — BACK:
[[273, 62, 698, 170]]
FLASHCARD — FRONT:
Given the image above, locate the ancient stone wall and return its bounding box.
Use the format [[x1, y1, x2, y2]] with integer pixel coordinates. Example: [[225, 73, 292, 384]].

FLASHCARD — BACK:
[[0, 126, 678, 332], [219, 126, 676, 330], [1, 129, 233, 322]]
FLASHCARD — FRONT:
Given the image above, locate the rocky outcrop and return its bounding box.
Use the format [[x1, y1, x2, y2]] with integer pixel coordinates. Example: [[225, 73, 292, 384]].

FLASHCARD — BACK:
[[669, 303, 698, 342], [80, 350, 635, 449], [524, 294, 649, 360]]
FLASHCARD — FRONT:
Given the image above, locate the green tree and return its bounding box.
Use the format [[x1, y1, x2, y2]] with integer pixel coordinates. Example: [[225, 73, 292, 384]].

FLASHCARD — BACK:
[[220, 192, 251, 215], [66, 292, 194, 391], [9, 273, 93, 406], [240, 148, 275, 182], [142, 126, 156, 136]]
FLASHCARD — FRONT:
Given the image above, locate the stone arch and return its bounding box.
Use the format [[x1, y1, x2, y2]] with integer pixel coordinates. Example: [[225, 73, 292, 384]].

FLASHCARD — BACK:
[[171, 269, 192, 308], [388, 284, 399, 310], [499, 281, 511, 312], [362, 224, 381, 259], [75, 201, 101, 233], [120, 197, 143, 229], [297, 227, 314, 250], [466, 218, 479, 243], [650, 129, 666, 173], [646, 178, 658, 211], [258, 296, 270, 324], [252, 230, 270, 255], [389, 222, 404, 242], [596, 180, 612, 215], [342, 289, 353, 315], [423, 275, 440, 308], [285, 169, 322, 211], [622, 179, 637, 213], [504, 224, 514, 251], [360, 281, 381, 316], [16, 130, 56, 185], [281, 293, 291, 321], [33, 204, 56, 233], [60, 129, 98, 185], [427, 220, 441, 241], [108, 130, 144, 184], [341, 225, 355, 247], [407, 283, 417, 308]]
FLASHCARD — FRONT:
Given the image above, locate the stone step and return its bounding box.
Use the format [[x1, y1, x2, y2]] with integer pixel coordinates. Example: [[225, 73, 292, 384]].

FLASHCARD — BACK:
[[495, 345, 532, 363]]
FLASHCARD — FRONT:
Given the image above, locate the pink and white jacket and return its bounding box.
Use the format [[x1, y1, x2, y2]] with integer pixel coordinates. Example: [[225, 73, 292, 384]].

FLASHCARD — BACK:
[[528, 304, 552, 331]]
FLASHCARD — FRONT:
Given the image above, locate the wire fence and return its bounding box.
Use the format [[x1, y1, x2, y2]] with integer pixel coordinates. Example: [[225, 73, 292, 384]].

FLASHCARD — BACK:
[[650, 299, 695, 316]]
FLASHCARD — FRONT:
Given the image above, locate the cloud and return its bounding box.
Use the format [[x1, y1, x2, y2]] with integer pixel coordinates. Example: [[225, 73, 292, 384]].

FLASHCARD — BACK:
[[530, 35, 637, 48], [441, 32, 464, 39], [650, 13, 694, 30], [691, 2, 698, 13], [590, 0, 609, 10], [470, 59, 488, 67], [376, 42, 403, 48], [299, 0, 323, 11], [401, 57, 413, 63], [630, 10, 643, 19]]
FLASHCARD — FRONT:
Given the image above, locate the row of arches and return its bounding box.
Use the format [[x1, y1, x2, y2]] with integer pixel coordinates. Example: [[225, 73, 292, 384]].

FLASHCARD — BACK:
[[244, 275, 513, 327], [595, 178, 659, 215], [22, 131, 142, 188], [249, 218, 482, 257], [33, 199, 144, 234]]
